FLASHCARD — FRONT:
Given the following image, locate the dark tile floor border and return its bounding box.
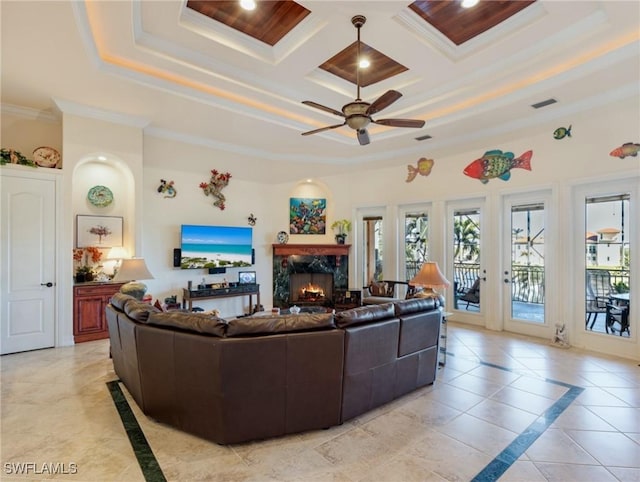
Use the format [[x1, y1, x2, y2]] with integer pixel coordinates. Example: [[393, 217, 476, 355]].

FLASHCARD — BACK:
[[106, 380, 167, 482], [470, 361, 585, 481], [107, 357, 584, 482]]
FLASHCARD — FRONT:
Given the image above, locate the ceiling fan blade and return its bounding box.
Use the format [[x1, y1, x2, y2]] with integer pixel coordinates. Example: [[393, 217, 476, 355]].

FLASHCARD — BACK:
[[366, 90, 403, 115], [374, 118, 425, 128], [302, 101, 345, 118], [301, 123, 346, 136], [357, 128, 370, 145]]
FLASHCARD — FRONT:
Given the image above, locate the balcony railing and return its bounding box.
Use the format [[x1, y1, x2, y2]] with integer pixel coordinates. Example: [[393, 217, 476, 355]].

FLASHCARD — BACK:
[[404, 262, 630, 306]]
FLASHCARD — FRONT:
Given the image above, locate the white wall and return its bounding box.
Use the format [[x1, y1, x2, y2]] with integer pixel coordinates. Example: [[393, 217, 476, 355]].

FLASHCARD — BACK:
[[1, 93, 638, 358]]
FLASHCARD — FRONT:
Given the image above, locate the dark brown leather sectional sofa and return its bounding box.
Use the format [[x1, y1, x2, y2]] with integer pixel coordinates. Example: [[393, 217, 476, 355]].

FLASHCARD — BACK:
[[106, 293, 442, 444]]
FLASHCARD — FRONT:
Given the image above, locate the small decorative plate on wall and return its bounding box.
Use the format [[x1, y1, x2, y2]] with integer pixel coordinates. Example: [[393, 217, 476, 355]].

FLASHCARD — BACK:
[[87, 185, 114, 207], [32, 146, 61, 168], [276, 231, 289, 244]]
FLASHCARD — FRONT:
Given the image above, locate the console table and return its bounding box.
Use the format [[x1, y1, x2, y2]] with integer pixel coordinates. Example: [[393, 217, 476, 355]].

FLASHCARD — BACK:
[[182, 284, 260, 313]]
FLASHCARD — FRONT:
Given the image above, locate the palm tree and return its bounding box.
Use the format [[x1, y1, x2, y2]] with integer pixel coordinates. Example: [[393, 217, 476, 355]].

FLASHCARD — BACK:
[[454, 217, 480, 262]]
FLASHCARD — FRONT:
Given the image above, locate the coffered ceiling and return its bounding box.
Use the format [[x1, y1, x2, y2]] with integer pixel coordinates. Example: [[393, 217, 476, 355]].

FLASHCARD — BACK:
[[1, 1, 638, 169]]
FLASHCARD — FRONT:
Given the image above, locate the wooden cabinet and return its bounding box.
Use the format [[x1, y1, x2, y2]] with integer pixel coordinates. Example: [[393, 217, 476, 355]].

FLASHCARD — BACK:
[[73, 282, 125, 343]]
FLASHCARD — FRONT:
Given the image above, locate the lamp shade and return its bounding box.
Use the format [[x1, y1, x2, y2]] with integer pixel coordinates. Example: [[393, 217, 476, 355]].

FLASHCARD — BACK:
[[112, 258, 154, 301], [107, 247, 128, 260], [410, 262, 450, 289], [112, 258, 154, 282]]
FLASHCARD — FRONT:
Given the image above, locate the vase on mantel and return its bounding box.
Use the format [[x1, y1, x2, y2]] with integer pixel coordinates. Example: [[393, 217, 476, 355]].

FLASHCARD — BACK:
[[335, 234, 347, 244]]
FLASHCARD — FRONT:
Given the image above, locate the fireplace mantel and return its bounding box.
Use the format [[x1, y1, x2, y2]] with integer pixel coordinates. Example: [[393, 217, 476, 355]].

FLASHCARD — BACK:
[[272, 244, 351, 257]]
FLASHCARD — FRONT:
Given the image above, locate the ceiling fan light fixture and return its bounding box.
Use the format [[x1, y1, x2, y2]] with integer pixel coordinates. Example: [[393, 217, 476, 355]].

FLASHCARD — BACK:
[[300, 14, 424, 145], [359, 58, 370, 69]]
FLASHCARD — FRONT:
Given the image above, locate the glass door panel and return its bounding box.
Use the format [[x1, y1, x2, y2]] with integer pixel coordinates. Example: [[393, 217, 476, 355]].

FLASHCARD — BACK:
[[452, 208, 482, 313], [585, 193, 631, 336], [363, 216, 384, 284], [509, 203, 545, 323], [404, 211, 429, 282]]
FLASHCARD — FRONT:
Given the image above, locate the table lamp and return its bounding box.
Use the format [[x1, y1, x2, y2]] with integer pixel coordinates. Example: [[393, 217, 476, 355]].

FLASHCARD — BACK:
[[106, 247, 128, 277], [112, 257, 154, 300], [409, 261, 450, 299]]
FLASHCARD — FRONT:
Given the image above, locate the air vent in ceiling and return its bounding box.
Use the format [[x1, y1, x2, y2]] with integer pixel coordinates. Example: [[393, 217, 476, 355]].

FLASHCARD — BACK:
[[415, 134, 432, 141], [531, 98, 557, 109]]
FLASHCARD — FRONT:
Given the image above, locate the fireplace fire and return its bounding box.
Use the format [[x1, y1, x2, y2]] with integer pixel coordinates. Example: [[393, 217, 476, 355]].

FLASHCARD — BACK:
[[290, 273, 333, 305], [300, 282, 325, 301]]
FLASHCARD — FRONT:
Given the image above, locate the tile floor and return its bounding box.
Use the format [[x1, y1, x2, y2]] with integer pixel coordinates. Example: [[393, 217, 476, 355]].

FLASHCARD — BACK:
[[1, 322, 639, 481]]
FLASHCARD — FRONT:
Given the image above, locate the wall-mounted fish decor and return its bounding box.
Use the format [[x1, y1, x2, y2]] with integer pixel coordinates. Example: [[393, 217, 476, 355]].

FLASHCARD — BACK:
[[463, 150, 533, 184], [553, 125, 571, 139], [406, 157, 434, 182], [609, 142, 640, 159]]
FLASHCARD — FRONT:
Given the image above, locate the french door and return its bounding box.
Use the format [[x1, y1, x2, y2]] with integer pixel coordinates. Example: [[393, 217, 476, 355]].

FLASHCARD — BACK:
[[574, 177, 637, 360], [447, 199, 485, 325], [502, 191, 554, 338]]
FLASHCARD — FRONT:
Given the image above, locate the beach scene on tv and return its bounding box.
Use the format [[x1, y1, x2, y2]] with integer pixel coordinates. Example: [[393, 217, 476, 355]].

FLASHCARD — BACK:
[[181, 225, 253, 269]]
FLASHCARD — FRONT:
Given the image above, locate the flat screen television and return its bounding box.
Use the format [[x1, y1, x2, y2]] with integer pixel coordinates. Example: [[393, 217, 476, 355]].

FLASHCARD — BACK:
[[180, 224, 253, 269]]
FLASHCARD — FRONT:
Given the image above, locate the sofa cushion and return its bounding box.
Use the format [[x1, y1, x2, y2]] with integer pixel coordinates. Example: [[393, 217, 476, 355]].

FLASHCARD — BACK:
[[124, 299, 160, 322], [393, 297, 439, 315], [147, 311, 226, 336], [335, 303, 395, 328], [110, 292, 134, 312], [226, 313, 335, 337]]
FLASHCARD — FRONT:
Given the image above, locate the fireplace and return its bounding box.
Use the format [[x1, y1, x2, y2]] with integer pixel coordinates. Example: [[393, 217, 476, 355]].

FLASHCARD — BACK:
[[290, 273, 333, 305], [272, 244, 350, 309]]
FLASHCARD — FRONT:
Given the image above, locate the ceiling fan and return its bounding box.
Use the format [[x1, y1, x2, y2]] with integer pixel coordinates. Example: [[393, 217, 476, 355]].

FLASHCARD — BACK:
[[301, 15, 425, 146]]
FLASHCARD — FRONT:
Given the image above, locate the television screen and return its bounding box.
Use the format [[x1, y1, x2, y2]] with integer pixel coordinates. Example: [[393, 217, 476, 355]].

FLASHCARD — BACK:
[[180, 225, 253, 269]]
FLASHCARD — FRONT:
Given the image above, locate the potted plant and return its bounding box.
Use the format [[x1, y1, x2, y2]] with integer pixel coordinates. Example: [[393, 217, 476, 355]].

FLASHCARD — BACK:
[[75, 265, 94, 283], [331, 219, 352, 244]]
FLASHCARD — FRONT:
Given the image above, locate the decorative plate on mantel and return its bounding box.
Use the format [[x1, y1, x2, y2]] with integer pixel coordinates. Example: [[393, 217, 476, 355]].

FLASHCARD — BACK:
[[276, 231, 289, 244], [87, 185, 113, 207]]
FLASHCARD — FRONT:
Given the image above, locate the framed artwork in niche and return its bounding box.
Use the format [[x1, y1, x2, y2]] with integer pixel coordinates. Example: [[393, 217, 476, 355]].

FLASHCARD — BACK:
[[76, 215, 123, 248], [289, 198, 326, 235]]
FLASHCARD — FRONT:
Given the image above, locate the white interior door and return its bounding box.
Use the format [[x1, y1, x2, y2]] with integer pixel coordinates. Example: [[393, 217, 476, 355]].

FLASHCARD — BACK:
[[1, 171, 56, 355]]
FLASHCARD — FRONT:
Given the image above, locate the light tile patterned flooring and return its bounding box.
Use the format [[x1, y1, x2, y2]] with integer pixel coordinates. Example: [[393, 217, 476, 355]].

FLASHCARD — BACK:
[[1, 322, 639, 481]]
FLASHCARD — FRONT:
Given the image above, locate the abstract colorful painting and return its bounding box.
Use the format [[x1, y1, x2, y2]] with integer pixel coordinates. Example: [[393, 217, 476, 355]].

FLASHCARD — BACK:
[[289, 198, 326, 234]]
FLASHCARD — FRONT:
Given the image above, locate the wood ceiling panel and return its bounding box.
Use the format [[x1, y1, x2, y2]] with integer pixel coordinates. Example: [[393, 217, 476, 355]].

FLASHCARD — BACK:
[[186, 1, 310, 46], [409, 0, 536, 45], [320, 41, 408, 88]]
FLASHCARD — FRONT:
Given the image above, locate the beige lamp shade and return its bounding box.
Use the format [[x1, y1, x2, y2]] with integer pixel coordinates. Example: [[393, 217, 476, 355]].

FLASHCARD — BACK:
[[112, 258, 154, 300], [409, 262, 450, 298], [106, 247, 128, 260]]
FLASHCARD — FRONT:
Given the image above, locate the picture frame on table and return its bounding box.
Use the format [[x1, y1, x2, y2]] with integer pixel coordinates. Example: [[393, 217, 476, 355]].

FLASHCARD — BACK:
[[76, 215, 123, 248]]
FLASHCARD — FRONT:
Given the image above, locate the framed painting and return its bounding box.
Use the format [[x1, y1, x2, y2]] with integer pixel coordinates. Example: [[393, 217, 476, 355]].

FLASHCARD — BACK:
[[76, 215, 123, 248], [289, 198, 326, 234]]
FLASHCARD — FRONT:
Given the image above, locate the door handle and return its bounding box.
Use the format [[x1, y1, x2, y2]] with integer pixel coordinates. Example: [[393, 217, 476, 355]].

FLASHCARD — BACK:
[[40, 282, 54, 287]]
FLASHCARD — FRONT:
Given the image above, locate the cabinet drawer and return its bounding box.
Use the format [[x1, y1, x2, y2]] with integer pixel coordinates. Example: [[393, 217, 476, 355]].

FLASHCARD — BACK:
[[74, 283, 124, 297]]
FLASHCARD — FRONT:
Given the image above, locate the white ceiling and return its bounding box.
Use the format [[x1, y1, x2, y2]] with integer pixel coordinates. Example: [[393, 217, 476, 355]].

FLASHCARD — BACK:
[[1, 1, 639, 170]]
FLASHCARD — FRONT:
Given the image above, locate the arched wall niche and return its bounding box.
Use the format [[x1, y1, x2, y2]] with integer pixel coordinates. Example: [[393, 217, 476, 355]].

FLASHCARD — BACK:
[[72, 153, 135, 263]]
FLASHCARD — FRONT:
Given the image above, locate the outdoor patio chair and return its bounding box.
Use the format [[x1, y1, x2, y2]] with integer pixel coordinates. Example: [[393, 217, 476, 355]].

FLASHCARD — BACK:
[[459, 277, 480, 309], [606, 303, 630, 336], [585, 270, 613, 329]]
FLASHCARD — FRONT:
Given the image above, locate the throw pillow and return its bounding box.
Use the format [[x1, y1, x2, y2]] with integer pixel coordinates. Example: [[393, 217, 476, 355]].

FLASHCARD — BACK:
[[369, 282, 389, 296]]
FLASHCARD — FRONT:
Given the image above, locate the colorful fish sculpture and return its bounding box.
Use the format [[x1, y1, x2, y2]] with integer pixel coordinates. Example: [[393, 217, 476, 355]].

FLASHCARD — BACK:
[[406, 157, 434, 182], [553, 125, 571, 140], [609, 142, 640, 159], [463, 150, 533, 184]]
